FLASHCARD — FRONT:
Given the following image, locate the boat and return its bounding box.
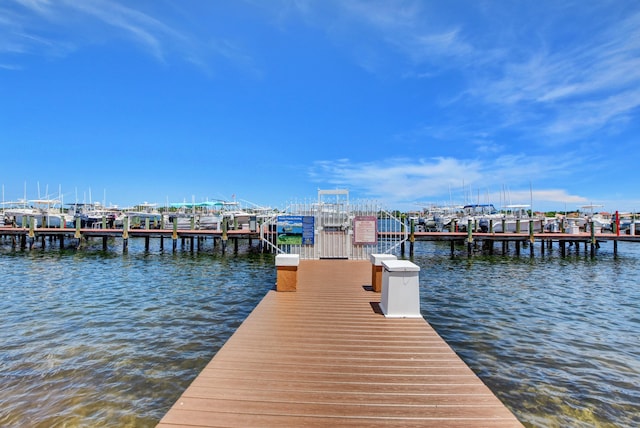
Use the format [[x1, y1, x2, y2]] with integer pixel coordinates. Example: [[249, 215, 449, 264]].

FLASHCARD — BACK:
[[3, 199, 75, 228], [457, 204, 502, 232], [491, 205, 546, 233], [125, 203, 162, 229], [562, 205, 612, 233], [164, 201, 224, 230], [70, 202, 122, 229], [617, 212, 640, 235]]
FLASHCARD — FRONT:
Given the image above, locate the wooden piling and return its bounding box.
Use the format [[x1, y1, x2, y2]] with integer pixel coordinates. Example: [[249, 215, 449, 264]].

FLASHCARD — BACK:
[[409, 218, 415, 257], [221, 218, 228, 254], [529, 220, 534, 257], [590, 221, 596, 258], [172, 220, 178, 252], [122, 217, 129, 253], [467, 219, 473, 257]]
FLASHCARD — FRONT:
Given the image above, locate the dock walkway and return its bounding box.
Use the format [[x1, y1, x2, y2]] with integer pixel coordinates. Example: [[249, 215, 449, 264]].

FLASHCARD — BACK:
[[158, 259, 522, 427]]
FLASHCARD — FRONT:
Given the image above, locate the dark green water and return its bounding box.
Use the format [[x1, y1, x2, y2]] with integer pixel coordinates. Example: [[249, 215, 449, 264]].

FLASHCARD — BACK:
[[0, 238, 638, 427]]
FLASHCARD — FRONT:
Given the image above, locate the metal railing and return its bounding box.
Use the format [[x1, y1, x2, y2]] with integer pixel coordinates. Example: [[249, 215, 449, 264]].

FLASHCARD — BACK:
[[260, 193, 407, 260]]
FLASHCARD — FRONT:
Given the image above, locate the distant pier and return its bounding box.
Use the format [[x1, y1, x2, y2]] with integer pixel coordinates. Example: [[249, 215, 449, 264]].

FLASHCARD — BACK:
[[1, 225, 639, 257], [0, 224, 264, 254]]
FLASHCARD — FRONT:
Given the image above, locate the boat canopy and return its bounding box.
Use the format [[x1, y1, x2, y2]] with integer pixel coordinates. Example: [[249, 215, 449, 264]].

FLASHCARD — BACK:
[[169, 201, 224, 209]]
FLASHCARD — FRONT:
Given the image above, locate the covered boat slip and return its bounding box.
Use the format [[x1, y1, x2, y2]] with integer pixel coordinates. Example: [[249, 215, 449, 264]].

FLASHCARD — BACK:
[[158, 260, 522, 427]]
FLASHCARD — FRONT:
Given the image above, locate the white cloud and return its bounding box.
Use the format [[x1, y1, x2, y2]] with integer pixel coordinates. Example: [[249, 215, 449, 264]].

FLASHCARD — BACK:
[[309, 151, 596, 210], [64, 0, 182, 61], [0, 0, 257, 73], [469, 9, 640, 143], [297, 1, 640, 148]]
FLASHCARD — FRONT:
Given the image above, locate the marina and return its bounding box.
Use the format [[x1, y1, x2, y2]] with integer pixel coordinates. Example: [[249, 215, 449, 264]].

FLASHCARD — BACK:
[[1, 240, 638, 426], [1, 224, 639, 258], [4, 1, 640, 426], [3, 2, 640, 426], [3, 189, 639, 259], [1, 191, 639, 426]]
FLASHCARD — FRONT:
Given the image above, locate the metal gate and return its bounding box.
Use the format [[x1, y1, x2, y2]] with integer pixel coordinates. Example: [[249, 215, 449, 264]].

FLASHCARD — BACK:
[[260, 189, 407, 260], [316, 189, 351, 258]]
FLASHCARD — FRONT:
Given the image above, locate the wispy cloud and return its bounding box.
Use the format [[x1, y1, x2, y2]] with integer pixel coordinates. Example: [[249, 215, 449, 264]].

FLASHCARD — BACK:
[[468, 9, 640, 144], [2, 0, 182, 61], [284, 1, 640, 149], [274, 0, 473, 74], [309, 152, 590, 209], [0, 63, 23, 70], [0, 0, 257, 74], [66, 0, 184, 62]]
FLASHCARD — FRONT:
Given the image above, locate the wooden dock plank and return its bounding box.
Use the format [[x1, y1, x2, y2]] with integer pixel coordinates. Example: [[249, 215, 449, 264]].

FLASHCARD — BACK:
[[157, 259, 523, 427]]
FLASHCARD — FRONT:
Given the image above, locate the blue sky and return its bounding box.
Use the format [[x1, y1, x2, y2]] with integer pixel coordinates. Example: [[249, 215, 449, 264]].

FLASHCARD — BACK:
[[1, 0, 639, 213]]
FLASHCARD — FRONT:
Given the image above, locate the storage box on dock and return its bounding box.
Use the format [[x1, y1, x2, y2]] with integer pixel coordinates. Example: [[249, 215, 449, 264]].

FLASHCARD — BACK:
[[567, 224, 580, 234], [380, 260, 421, 318], [275, 254, 300, 292], [370, 253, 397, 292]]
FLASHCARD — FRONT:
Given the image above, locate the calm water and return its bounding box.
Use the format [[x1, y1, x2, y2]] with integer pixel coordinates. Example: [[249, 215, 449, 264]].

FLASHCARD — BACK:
[[0, 238, 638, 427]]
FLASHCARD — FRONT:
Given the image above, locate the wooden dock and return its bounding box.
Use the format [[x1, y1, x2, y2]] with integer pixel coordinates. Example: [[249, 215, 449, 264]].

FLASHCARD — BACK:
[[2, 225, 640, 255], [157, 260, 523, 427]]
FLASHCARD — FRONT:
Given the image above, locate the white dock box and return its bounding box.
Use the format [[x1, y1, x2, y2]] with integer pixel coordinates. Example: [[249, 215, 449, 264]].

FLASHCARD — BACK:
[[369, 253, 397, 292], [275, 254, 300, 292], [380, 260, 421, 318]]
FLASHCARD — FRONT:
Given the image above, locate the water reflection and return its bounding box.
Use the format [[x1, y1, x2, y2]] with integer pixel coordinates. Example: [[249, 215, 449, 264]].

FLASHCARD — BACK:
[[1, 238, 639, 427], [0, 242, 275, 427], [414, 240, 640, 427]]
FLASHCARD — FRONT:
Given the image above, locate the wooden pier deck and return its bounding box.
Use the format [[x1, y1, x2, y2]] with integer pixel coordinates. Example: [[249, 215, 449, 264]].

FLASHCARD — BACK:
[[157, 259, 523, 427]]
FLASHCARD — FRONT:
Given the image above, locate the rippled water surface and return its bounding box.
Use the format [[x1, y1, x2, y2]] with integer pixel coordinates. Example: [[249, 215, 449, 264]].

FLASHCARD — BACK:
[[1, 238, 639, 427], [0, 241, 276, 427], [415, 240, 640, 428]]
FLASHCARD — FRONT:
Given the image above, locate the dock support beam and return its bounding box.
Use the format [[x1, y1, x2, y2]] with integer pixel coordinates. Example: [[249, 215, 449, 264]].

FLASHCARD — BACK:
[[172, 220, 178, 252], [529, 220, 534, 257], [467, 219, 473, 257], [122, 217, 129, 253], [409, 219, 415, 257], [221, 218, 228, 255], [590, 221, 596, 258]]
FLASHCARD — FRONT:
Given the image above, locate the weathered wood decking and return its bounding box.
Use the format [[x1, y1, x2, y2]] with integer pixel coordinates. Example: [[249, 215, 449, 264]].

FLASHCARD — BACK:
[[157, 260, 523, 427]]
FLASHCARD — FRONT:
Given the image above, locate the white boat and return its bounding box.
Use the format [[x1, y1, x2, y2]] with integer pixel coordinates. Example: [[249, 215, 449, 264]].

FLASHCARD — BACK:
[[412, 205, 463, 232], [565, 205, 612, 233], [3, 199, 75, 228], [2, 200, 38, 227], [125, 203, 162, 229], [618, 213, 640, 235], [457, 204, 503, 232], [198, 213, 223, 230], [491, 205, 546, 233], [163, 212, 194, 229], [71, 202, 121, 228]]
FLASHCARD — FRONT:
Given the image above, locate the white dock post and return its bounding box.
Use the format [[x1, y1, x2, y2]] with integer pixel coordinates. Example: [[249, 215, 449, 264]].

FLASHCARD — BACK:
[[370, 253, 397, 292], [380, 260, 421, 318], [275, 254, 300, 292]]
